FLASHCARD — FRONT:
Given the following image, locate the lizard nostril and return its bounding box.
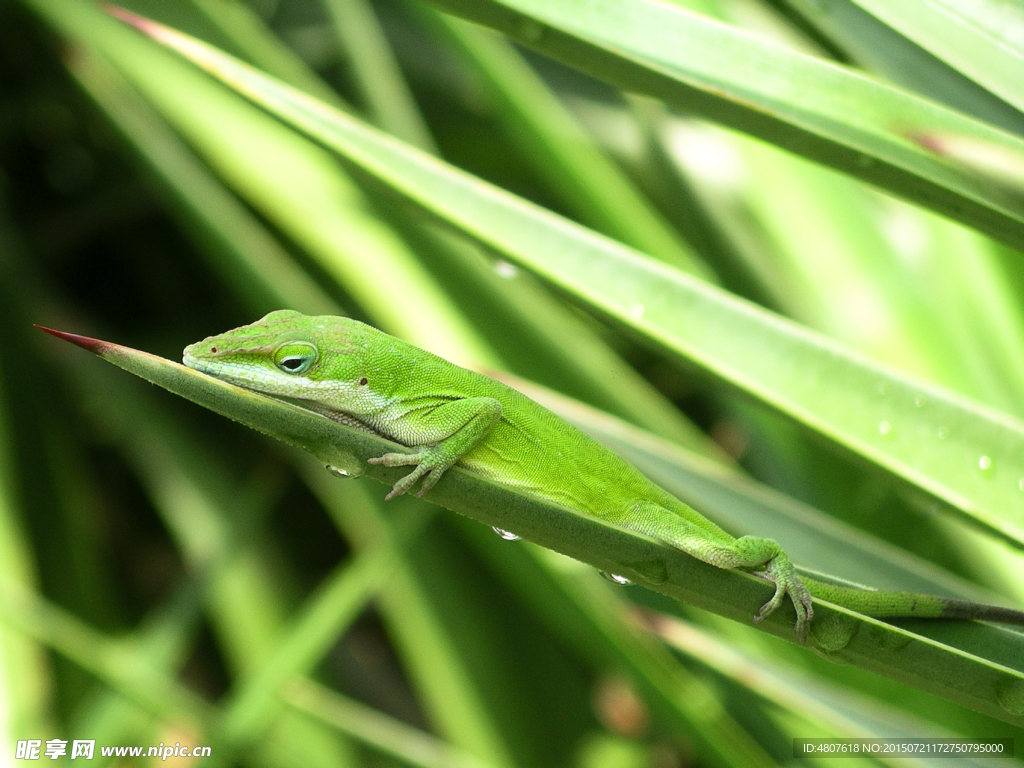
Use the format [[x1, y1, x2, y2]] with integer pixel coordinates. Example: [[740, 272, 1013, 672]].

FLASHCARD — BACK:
[[210, 346, 218, 353]]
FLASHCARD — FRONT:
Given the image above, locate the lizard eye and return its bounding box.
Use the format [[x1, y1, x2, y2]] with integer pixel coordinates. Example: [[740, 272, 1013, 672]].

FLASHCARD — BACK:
[[273, 342, 317, 375]]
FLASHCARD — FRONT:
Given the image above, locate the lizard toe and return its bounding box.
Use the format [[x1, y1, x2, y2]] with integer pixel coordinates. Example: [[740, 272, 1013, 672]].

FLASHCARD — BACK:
[[369, 451, 423, 468], [754, 581, 786, 623], [385, 464, 430, 500], [414, 468, 443, 497]]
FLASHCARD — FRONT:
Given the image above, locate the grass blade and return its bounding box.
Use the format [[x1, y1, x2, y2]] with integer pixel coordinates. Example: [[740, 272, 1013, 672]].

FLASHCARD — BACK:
[[282, 678, 496, 768], [322, 0, 437, 151], [420, 0, 1024, 252], [36, 328, 1024, 724], [420, 10, 711, 277], [66, 45, 342, 317], [845, 0, 1024, 119]]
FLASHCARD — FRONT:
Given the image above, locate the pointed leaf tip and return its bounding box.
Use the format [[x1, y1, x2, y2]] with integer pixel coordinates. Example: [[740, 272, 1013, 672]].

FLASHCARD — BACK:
[[35, 325, 110, 355], [101, 5, 214, 70], [101, 4, 151, 31]]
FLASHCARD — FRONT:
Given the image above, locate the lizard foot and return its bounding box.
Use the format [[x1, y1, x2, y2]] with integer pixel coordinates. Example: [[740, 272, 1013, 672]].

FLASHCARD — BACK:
[[368, 449, 450, 500], [753, 552, 814, 643]]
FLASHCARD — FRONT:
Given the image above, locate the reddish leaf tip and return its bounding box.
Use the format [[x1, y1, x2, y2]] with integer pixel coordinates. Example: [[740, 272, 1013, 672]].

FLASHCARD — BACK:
[[102, 4, 156, 33], [905, 131, 945, 155], [35, 325, 109, 354]]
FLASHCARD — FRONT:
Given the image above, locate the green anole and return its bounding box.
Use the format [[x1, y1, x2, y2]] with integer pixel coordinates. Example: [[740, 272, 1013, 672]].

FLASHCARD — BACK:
[[182, 310, 1024, 643]]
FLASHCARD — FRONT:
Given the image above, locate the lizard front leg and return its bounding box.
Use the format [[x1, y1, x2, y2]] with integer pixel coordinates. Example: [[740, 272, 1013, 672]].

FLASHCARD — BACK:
[[368, 396, 502, 500]]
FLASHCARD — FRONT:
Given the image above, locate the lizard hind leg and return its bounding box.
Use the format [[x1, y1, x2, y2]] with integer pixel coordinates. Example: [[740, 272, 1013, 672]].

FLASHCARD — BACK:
[[626, 502, 814, 642]]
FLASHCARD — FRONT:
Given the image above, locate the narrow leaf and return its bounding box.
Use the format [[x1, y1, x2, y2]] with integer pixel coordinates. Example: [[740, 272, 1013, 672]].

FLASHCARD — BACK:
[[282, 678, 496, 768], [37, 328, 1024, 724], [419, 0, 1024, 252], [847, 0, 1024, 120]]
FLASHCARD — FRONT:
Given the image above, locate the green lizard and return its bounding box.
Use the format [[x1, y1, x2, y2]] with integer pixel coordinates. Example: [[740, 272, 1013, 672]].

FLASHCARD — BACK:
[[183, 310, 1024, 643]]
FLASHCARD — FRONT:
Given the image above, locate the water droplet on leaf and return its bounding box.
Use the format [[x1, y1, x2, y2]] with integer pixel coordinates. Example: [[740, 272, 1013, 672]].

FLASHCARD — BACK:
[[600, 571, 632, 586], [878, 420, 891, 435], [997, 678, 1024, 716], [978, 455, 993, 472], [326, 463, 363, 479], [492, 527, 521, 541], [633, 559, 668, 585], [493, 260, 518, 278]]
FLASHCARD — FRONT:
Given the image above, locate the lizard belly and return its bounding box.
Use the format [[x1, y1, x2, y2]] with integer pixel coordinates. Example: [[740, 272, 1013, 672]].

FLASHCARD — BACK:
[[457, 418, 654, 519]]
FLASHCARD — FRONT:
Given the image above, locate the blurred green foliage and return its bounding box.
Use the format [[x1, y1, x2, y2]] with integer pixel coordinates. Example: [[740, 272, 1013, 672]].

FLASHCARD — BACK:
[[3, 0, 1024, 765]]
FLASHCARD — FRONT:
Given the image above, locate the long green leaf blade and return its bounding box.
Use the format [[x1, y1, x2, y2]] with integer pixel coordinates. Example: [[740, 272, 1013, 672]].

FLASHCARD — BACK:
[[846, 0, 1024, 119], [422, 11, 711, 277], [281, 678, 496, 768], [36, 327, 1024, 724], [420, 0, 1024, 252], [768, 0, 1024, 136]]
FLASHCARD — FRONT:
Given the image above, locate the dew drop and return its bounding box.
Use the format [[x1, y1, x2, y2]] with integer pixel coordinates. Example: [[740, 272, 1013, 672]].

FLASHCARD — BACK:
[[493, 260, 518, 279], [914, 395, 926, 407], [630, 303, 646, 320], [937, 426, 949, 439], [878, 420, 891, 435], [997, 678, 1024, 716], [492, 527, 521, 541], [1018, 478, 1024, 491], [877, 381, 889, 395], [633, 559, 669, 585], [810, 612, 858, 652], [600, 571, 633, 586], [325, 462, 363, 478], [978, 455, 993, 472]]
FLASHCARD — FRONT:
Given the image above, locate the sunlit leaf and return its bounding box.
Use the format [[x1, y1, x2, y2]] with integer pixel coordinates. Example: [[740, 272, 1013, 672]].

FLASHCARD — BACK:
[[35, 327, 1024, 724]]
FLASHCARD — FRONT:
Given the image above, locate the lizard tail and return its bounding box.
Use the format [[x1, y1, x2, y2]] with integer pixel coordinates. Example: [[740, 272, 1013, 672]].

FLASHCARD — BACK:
[[936, 598, 1024, 625], [804, 577, 1024, 626]]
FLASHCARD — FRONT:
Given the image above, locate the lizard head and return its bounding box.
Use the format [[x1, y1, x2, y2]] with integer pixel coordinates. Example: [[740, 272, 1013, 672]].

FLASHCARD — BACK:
[[182, 310, 376, 403]]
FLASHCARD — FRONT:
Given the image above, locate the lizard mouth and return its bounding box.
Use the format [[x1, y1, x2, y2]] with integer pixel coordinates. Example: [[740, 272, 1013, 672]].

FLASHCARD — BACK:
[[182, 350, 225, 379], [182, 350, 208, 373], [181, 353, 250, 385]]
